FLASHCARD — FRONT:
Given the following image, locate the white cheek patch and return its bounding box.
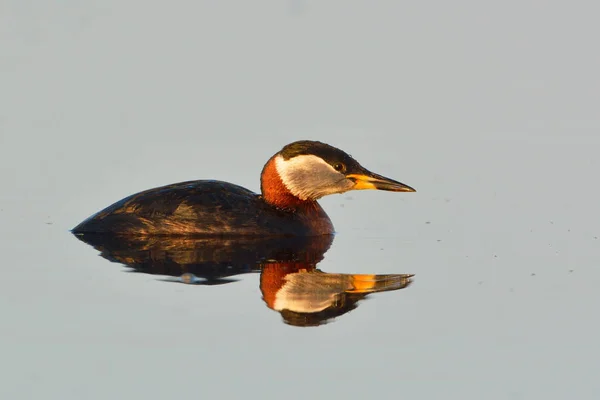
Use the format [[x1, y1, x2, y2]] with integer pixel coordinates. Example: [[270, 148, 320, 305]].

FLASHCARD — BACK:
[[275, 154, 352, 200]]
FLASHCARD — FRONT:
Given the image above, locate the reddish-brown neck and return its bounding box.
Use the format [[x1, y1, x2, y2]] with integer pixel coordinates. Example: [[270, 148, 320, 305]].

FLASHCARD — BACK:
[[260, 156, 315, 210]]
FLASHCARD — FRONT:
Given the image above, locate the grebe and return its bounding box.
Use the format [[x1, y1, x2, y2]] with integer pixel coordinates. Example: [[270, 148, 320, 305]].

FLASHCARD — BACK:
[[72, 140, 415, 236]]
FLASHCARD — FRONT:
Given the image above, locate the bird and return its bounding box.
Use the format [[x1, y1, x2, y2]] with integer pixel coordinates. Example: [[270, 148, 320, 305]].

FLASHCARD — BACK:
[[72, 140, 415, 236]]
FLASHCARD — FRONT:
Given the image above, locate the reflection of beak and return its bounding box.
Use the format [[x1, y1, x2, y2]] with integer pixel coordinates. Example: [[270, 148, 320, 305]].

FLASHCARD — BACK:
[[346, 273, 414, 293], [346, 172, 416, 192]]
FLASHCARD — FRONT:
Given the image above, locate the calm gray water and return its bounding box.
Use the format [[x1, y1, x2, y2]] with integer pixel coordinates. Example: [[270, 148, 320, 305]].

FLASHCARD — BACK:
[[1, 2, 599, 399]]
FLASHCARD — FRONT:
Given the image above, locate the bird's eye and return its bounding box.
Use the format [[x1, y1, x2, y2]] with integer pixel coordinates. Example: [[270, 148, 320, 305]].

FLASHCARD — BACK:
[[333, 162, 346, 172]]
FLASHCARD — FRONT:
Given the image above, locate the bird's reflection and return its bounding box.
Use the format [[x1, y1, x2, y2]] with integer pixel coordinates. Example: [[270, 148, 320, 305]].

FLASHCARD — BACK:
[[74, 233, 414, 327]]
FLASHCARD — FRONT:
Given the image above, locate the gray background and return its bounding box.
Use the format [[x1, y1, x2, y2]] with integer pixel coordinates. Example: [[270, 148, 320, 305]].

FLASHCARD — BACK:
[[1, 1, 599, 399]]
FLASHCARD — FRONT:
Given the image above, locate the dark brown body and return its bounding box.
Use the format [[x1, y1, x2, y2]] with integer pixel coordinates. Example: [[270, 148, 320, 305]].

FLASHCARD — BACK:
[[72, 180, 334, 236]]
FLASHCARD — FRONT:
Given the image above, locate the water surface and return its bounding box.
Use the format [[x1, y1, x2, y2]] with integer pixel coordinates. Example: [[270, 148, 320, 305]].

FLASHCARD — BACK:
[[1, 2, 599, 399]]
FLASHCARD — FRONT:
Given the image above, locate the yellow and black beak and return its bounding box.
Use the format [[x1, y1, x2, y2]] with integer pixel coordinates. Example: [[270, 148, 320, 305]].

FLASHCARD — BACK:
[[346, 171, 416, 192]]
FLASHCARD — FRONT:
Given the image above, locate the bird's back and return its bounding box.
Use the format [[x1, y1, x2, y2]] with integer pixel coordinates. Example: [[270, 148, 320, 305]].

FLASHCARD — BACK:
[[72, 180, 333, 236]]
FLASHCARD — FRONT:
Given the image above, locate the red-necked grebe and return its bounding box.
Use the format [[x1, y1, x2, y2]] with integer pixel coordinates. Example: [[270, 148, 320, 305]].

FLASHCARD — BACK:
[[72, 140, 415, 236]]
